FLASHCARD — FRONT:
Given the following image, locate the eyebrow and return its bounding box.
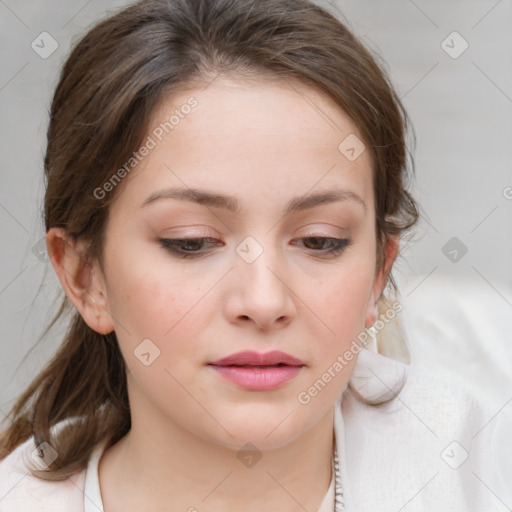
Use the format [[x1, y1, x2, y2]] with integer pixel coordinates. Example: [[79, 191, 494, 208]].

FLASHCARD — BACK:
[[141, 187, 367, 215]]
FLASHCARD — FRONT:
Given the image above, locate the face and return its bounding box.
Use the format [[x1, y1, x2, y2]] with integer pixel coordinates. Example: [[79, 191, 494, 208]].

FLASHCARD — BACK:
[[88, 77, 388, 450]]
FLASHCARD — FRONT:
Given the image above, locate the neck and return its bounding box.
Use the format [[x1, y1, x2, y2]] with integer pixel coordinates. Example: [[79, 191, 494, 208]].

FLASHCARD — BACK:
[[99, 386, 335, 512]]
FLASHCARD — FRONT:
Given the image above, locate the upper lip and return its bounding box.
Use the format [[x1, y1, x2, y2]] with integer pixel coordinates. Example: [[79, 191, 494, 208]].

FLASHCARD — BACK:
[[209, 350, 304, 367]]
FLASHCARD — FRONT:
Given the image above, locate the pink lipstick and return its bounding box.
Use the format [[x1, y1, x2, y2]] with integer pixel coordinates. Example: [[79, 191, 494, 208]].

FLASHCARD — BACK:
[[208, 350, 304, 391]]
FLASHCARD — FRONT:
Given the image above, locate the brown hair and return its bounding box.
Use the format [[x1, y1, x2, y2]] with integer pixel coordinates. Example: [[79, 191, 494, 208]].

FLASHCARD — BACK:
[[0, 0, 418, 480]]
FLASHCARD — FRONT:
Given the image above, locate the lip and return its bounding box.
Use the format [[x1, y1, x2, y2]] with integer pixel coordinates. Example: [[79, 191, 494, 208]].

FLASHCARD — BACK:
[[209, 350, 304, 367], [208, 350, 304, 391]]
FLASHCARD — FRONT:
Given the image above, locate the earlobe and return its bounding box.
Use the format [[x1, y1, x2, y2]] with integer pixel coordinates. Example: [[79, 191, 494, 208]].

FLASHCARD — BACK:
[[364, 304, 379, 329], [46, 227, 115, 335], [364, 236, 399, 328]]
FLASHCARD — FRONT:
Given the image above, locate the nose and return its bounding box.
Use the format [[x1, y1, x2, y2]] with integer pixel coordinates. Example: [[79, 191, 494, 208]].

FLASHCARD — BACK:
[[224, 242, 296, 331]]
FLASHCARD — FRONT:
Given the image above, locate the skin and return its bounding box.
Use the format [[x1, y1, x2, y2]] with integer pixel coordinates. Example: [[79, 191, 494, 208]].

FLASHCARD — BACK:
[[47, 77, 397, 512]]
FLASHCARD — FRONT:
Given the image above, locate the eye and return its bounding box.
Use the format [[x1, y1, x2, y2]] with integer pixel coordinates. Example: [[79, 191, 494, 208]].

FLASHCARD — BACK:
[[158, 235, 352, 260], [291, 236, 352, 257], [159, 237, 223, 259]]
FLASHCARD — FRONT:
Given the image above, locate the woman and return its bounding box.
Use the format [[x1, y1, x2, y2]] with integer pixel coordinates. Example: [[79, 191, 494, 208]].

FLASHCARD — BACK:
[[0, 0, 500, 510]]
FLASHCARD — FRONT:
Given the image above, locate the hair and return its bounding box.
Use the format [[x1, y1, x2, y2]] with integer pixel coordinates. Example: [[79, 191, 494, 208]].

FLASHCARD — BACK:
[[0, 0, 418, 481]]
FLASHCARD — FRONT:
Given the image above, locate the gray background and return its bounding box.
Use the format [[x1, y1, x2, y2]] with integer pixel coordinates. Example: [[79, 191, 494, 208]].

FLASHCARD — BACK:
[[1, 0, 511, 428]]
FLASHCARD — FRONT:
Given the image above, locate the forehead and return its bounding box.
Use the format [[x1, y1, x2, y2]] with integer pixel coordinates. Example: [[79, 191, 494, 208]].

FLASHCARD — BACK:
[[113, 77, 374, 213]]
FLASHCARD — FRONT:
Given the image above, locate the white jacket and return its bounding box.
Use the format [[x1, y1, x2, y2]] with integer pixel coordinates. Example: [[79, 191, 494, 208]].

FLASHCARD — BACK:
[[0, 350, 507, 511]]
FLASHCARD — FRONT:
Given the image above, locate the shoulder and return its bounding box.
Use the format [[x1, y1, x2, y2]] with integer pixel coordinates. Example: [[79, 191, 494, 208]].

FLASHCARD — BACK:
[[0, 424, 87, 512], [341, 357, 502, 512], [343, 351, 491, 439]]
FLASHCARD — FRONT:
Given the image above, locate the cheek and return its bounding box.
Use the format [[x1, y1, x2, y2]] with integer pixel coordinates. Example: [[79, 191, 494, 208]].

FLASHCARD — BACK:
[[118, 279, 209, 342], [307, 263, 374, 335], [106, 267, 211, 396], [104, 246, 213, 351]]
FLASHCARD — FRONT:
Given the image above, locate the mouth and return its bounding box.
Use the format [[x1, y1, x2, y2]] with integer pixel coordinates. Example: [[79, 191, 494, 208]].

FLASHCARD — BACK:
[[220, 363, 298, 368], [208, 351, 304, 390], [209, 350, 304, 367]]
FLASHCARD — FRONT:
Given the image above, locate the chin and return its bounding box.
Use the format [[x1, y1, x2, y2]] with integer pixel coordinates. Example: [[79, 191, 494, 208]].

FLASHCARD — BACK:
[[197, 403, 317, 451]]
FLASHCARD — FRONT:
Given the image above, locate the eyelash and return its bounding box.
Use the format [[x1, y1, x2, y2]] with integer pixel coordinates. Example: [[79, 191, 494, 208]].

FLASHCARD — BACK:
[[158, 236, 352, 259]]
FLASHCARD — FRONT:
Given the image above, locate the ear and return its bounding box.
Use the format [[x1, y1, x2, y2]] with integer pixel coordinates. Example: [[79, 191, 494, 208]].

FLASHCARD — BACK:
[[364, 235, 399, 328], [46, 227, 115, 335]]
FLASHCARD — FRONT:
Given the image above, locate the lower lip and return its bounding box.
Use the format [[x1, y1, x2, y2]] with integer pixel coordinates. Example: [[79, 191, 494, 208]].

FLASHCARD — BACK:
[[209, 365, 302, 390]]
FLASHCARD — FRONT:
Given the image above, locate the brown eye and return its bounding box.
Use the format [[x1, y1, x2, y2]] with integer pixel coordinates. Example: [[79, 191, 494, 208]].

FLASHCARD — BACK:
[[292, 237, 352, 256], [159, 237, 223, 259]]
